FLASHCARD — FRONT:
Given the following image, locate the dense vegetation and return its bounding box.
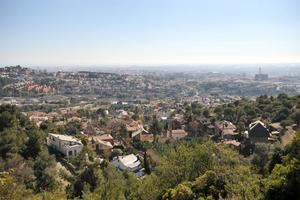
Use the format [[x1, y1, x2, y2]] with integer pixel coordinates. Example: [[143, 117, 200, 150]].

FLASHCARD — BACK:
[[0, 104, 65, 199], [1, 94, 300, 199], [183, 94, 300, 129]]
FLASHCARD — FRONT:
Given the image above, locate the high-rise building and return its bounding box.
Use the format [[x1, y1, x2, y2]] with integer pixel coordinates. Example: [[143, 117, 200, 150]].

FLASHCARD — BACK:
[[254, 67, 268, 81]]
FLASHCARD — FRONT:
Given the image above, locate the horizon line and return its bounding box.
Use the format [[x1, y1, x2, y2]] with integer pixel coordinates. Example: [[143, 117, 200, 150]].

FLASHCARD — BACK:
[[2, 62, 300, 68]]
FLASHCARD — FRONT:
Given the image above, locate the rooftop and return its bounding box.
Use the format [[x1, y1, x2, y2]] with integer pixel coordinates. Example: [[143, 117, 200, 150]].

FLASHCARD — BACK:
[[94, 134, 114, 141], [93, 138, 113, 148], [215, 120, 236, 130], [118, 154, 141, 169], [249, 120, 266, 130], [171, 129, 188, 136], [49, 133, 81, 143]]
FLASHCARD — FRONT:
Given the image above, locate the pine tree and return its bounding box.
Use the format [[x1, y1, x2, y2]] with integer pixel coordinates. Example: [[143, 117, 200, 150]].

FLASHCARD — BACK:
[[144, 151, 151, 174]]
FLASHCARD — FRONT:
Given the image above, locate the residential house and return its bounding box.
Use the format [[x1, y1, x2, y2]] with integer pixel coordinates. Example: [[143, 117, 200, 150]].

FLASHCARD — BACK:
[[131, 127, 153, 142], [159, 128, 188, 143], [47, 133, 83, 157], [117, 110, 130, 120], [126, 121, 141, 137], [269, 123, 283, 132], [268, 131, 280, 142], [95, 134, 114, 145], [111, 154, 145, 177], [248, 120, 269, 143], [158, 118, 189, 142], [169, 129, 188, 140], [215, 120, 238, 140], [91, 136, 113, 157], [28, 112, 48, 126]]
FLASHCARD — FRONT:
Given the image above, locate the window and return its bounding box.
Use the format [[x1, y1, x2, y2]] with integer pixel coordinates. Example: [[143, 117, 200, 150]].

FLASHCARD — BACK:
[[74, 150, 77, 155], [68, 151, 73, 156]]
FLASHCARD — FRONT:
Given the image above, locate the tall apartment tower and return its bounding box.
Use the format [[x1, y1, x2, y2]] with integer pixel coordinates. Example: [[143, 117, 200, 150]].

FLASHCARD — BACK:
[[255, 67, 268, 81]]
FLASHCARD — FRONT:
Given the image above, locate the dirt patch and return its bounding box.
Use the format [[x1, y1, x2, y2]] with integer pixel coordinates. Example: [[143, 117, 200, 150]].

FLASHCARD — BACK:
[[281, 126, 296, 146]]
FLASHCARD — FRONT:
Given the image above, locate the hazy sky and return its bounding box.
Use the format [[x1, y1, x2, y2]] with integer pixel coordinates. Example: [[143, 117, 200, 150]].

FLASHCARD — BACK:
[[1, 0, 300, 66]]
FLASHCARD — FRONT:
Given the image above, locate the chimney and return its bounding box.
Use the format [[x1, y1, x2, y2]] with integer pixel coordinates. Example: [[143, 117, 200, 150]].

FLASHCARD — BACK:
[[259, 67, 262, 74]]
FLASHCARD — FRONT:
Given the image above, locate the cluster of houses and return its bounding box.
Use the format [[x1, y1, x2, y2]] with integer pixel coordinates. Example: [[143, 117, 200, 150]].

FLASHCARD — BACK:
[[44, 111, 283, 180], [45, 117, 280, 177], [44, 110, 189, 177], [247, 120, 280, 143], [213, 119, 281, 151], [30, 95, 282, 178], [46, 132, 145, 176], [25, 82, 55, 94]]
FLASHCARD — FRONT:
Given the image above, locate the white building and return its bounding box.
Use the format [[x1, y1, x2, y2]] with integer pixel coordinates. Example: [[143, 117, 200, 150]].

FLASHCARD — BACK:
[[47, 133, 83, 157], [111, 154, 144, 177]]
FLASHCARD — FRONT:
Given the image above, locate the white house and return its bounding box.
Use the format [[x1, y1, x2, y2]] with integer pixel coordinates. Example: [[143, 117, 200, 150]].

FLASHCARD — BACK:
[[47, 133, 83, 157], [111, 154, 144, 177]]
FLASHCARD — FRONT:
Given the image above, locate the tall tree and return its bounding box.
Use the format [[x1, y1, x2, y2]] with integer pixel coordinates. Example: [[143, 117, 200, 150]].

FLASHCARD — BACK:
[[144, 151, 151, 174], [150, 115, 162, 137], [22, 129, 44, 159], [291, 111, 300, 126], [33, 148, 58, 192]]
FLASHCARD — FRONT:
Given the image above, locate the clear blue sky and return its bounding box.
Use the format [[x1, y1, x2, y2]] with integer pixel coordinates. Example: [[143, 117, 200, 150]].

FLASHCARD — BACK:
[[0, 0, 299, 66]]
